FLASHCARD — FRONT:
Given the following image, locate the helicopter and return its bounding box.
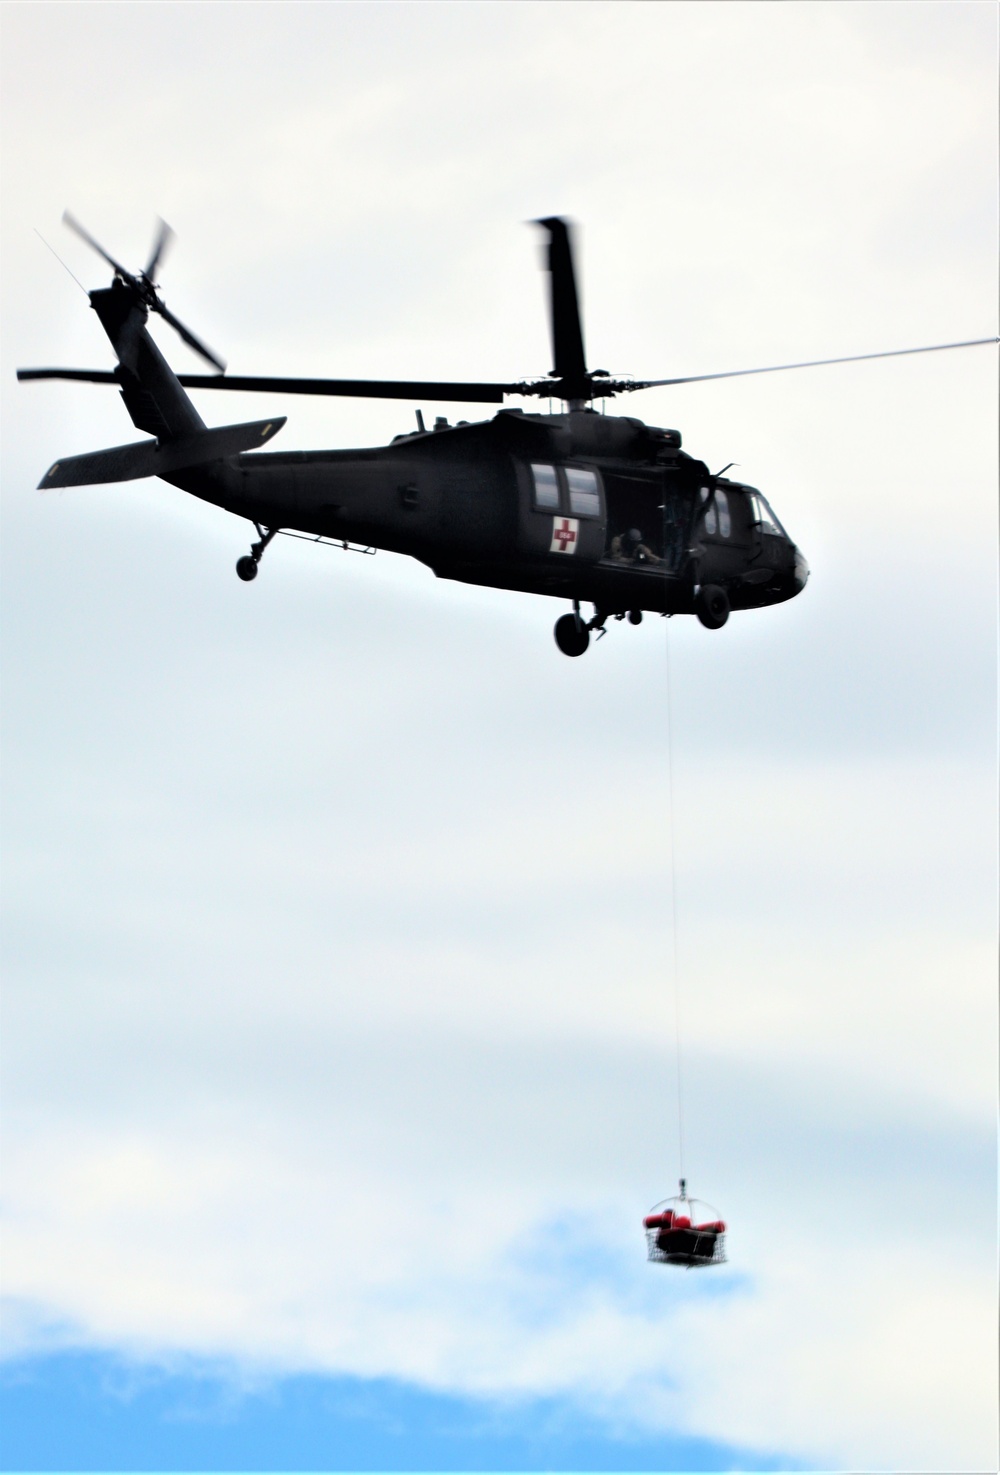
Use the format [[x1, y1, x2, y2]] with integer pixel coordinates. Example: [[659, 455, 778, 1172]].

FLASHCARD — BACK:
[[18, 215, 996, 656]]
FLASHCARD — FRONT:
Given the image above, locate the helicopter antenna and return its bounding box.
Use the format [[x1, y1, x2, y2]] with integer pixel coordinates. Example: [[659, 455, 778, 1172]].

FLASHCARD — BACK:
[[34, 229, 87, 295]]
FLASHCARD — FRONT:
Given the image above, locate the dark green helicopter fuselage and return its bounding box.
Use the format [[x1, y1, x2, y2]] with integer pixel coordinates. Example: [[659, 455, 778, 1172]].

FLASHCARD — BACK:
[[172, 404, 808, 617]]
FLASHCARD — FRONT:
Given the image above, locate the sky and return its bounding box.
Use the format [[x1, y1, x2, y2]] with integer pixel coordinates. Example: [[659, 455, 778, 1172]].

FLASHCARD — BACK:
[[1, 2, 997, 1471]]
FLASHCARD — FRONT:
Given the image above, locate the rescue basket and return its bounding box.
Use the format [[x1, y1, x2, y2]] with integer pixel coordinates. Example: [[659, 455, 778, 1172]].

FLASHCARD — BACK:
[[644, 1181, 726, 1268]]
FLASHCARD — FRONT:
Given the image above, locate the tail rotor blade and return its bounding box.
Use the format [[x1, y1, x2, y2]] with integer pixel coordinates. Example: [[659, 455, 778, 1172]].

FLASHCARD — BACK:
[[143, 217, 174, 283], [536, 217, 587, 384], [62, 211, 130, 279], [154, 300, 227, 372]]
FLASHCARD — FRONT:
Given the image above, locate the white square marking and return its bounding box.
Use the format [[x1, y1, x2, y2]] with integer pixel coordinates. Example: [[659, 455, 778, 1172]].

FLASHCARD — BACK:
[[550, 516, 579, 554]]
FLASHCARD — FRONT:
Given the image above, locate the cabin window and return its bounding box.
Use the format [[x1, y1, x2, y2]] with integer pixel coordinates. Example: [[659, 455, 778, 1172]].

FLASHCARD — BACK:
[[531, 463, 560, 511], [701, 486, 729, 538], [703, 495, 717, 535], [566, 466, 602, 519]]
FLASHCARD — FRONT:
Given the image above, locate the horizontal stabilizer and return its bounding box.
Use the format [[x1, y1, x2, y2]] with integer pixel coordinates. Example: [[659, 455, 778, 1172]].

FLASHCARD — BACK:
[[38, 417, 286, 489]]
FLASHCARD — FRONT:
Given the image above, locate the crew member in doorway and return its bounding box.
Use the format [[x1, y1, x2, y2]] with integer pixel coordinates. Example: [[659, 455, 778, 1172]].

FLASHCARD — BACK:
[[610, 527, 661, 564]]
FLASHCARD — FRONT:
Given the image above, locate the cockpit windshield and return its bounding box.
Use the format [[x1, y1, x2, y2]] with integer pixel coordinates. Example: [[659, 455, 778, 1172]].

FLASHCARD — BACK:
[[750, 491, 786, 537]]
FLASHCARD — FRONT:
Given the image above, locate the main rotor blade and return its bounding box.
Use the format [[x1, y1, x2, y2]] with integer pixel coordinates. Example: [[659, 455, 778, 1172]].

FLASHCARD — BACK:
[[62, 210, 130, 278], [143, 217, 174, 282], [154, 301, 227, 373], [15, 368, 520, 402], [536, 218, 587, 384], [17, 369, 121, 383], [174, 373, 517, 402], [634, 337, 1000, 390]]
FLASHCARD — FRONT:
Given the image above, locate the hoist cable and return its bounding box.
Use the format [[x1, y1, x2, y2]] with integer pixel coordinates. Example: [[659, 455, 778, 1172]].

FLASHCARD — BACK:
[[664, 619, 685, 1181]]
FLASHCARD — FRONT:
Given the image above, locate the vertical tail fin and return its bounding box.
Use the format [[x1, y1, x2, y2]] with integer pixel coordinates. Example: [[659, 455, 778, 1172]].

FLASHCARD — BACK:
[[89, 282, 207, 440]]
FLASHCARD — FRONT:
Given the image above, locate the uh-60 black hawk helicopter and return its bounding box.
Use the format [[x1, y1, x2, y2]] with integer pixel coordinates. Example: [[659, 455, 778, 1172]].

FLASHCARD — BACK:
[[19, 215, 996, 656]]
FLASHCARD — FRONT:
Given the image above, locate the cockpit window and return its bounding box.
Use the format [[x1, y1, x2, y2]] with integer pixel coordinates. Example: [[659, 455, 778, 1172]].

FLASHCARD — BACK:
[[566, 466, 601, 518], [716, 489, 731, 538], [700, 486, 717, 535], [531, 463, 560, 511], [751, 492, 785, 536]]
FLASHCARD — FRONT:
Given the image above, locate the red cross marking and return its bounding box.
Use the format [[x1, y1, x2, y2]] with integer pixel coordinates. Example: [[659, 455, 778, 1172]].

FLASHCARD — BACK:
[[553, 518, 577, 551]]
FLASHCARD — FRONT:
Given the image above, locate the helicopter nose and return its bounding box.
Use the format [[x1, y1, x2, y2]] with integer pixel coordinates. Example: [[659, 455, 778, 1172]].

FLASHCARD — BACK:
[[793, 548, 809, 591]]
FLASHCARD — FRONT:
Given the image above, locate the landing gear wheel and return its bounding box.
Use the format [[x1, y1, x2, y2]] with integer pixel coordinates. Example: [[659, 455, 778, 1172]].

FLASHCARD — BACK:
[[554, 612, 591, 657], [694, 584, 729, 629], [628, 609, 643, 625], [236, 525, 279, 582]]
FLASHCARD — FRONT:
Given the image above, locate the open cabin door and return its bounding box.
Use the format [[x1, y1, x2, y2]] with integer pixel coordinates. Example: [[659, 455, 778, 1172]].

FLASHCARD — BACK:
[[601, 469, 692, 574]]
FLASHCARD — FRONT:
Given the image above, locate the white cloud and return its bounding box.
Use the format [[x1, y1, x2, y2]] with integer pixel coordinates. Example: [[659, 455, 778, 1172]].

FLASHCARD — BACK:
[[3, 1095, 994, 1468]]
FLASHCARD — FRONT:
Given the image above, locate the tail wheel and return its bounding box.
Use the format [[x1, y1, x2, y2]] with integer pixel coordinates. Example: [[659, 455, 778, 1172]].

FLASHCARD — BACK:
[[554, 612, 590, 657], [694, 584, 729, 629], [236, 555, 258, 582]]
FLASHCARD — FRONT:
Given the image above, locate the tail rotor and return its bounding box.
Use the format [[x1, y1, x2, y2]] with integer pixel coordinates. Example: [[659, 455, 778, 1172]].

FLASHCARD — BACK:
[[62, 210, 225, 372]]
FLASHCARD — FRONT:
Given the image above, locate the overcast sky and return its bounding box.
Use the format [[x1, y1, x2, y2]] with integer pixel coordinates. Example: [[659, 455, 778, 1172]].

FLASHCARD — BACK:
[[1, 3, 997, 1470]]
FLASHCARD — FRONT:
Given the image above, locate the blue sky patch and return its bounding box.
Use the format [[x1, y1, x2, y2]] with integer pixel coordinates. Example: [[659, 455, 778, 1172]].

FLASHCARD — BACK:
[[0, 1350, 801, 1472]]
